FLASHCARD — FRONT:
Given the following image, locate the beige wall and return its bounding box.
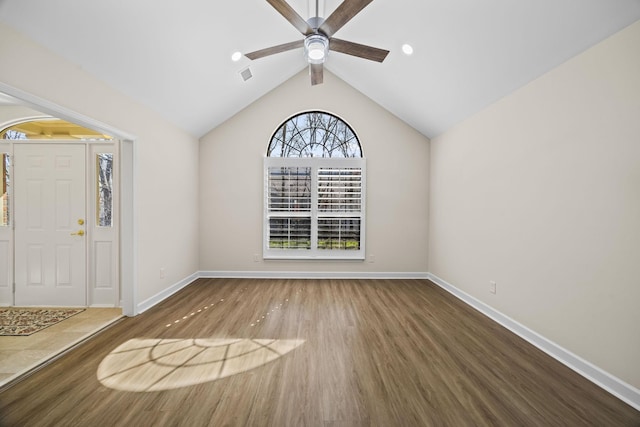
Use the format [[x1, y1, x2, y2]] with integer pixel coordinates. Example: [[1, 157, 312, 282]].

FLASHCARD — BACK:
[[0, 105, 47, 125], [0, 23, 200, 305], [200, 70, 430, 274], [429, 21, 640, 389]]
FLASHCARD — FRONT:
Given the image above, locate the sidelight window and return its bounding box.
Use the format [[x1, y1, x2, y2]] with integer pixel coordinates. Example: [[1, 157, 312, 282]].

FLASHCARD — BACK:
[[96, 153, 114, 227], [1, 154, 9, 226]]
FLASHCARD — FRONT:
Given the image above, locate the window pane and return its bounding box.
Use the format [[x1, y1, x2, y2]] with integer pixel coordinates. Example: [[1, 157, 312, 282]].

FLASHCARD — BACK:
[[268, 167, 311, 212], [1, 154, 9, 226], [96, 153, 113, 227], [318, 218, 361, 250], [1, 130, 26, 140], [269, 218, 311, 249], [318, 168, 362, 213], [268, 112, 362, 158]]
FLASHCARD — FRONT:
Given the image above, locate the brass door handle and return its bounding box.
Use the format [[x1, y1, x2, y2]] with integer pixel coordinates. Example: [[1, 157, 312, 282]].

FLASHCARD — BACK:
[[71, 230, 85, 236]]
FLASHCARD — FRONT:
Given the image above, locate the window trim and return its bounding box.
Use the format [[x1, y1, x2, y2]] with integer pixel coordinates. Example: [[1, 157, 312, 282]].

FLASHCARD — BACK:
[[263, 156, 366, 260]]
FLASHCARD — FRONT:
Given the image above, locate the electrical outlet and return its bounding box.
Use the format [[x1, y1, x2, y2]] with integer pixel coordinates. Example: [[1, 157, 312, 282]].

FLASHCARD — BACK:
[[160, 267, 166, 279], [253, 254, 260, 262], [368, 254, 375, 263], [489, 281, 496, 294]]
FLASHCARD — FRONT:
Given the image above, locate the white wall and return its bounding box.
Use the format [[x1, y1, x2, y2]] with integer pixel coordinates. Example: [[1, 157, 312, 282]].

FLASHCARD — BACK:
[[429, 21, 640, 389], [0, 105, 47, 124], [199, 70, 430, 275], [0, 23, 200, 306]]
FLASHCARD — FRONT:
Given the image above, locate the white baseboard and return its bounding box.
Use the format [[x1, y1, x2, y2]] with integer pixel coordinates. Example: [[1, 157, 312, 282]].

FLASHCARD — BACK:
[[427, 273, 640, 412], [136, 272, 199, 314], [198, 271, 429, 279]]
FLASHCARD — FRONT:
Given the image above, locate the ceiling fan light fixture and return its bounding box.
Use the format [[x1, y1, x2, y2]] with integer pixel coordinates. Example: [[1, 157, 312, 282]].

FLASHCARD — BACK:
[[305, 34, 328, 64], [245, 0, 390, 85]]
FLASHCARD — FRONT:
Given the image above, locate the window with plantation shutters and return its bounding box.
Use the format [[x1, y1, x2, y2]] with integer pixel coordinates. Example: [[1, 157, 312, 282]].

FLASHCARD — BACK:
[[267, 167, 311, 250], [264, 111, 365, 260], [317, 167, 362, 250]]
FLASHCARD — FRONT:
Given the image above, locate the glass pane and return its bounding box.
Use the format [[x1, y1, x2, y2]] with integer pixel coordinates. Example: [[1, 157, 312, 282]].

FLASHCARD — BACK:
[[318, 218, 361, 250], [1, 154, 9, 226], [269, 218, 311, 249], [268, 167, 311, 212], [96, 153, 113, 227], [268, 112, 362, 158], [1, 130, 26, 140]]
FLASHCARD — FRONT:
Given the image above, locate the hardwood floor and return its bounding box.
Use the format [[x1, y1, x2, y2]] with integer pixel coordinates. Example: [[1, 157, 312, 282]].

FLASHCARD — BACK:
[[0, 279, 638, 426]]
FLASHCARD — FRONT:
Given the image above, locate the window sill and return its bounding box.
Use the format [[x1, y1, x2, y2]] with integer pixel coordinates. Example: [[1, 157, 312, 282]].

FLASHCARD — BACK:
[[263, 254, 365, 261]]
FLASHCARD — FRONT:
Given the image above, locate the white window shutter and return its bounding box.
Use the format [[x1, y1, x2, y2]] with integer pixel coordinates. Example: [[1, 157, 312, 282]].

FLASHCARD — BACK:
[[264, 157, 365, 260]]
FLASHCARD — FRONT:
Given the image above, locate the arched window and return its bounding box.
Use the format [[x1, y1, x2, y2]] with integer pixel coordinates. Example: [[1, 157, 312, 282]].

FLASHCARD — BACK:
[[267, 111, 362, 158], [263, 111, 366, 260], [1, 118, 113, 141]]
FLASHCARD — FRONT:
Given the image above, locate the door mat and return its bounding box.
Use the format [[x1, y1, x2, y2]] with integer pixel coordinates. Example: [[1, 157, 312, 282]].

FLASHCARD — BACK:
[[0, 308, 85, 336]]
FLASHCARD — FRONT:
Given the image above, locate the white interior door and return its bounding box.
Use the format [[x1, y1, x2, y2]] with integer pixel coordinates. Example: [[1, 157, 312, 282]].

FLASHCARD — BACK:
[[14, 144, 86, 306]]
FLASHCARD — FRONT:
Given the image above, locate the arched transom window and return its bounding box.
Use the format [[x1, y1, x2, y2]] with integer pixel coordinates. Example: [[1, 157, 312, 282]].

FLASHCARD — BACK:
[[263, 111, 366, 260], [1, 119, 113, 141], [267, 111, 362, 158]]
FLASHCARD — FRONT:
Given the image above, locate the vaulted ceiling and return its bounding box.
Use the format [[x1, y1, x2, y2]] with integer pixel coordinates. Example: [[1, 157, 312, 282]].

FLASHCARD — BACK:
[[1, 1, 639, 139]]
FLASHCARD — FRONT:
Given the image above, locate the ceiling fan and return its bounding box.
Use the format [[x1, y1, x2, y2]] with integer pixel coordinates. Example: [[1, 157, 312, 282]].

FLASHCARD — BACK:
[[245, 0, 389, 85]]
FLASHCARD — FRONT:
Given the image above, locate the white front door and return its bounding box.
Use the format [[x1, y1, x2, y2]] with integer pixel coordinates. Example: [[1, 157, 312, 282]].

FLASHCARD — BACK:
[[14, 144, 87, 306]]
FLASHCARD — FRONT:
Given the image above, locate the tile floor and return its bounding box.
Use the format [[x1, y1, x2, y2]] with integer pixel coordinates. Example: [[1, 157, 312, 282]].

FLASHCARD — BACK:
[[0, 307, 123, 388]]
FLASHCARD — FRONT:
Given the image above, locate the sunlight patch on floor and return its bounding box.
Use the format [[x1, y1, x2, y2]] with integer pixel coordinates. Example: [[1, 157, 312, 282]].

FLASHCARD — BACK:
[[97, 338, 305, 392]]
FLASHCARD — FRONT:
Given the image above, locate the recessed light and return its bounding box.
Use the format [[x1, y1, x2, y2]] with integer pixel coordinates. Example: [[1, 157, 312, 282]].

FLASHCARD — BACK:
[[401, 44, 414, 56], [231, 51, 242, 62]]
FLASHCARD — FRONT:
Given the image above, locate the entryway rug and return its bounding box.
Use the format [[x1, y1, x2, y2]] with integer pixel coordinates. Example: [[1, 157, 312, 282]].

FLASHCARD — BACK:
[[0, 308, 85, 336]]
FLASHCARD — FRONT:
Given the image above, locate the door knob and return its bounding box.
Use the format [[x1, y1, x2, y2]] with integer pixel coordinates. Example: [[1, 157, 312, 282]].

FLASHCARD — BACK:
[[78, 219, 85, 225], [71, 230, 85, 236]]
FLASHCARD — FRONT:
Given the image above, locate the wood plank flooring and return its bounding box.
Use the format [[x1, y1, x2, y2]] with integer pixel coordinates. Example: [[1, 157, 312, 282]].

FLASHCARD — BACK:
[[0, 279, 638, 426]]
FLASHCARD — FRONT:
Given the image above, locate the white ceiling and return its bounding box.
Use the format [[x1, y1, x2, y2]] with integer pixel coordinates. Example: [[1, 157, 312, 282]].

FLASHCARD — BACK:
[[1, 0, 639, 139]]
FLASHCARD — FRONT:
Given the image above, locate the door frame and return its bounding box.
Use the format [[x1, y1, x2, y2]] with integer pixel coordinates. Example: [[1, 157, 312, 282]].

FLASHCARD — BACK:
[[0, 81, 137, 315], [8, 138, 119, 308]]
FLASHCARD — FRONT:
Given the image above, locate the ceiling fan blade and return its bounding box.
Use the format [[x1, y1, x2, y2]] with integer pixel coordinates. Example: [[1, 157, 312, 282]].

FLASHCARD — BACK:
[[266, 0, 313, 35], [319, 0, 373, 38], [329, 38, 389, 62], [245, 40, 304, 60], [310, 63, 323, 85]]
